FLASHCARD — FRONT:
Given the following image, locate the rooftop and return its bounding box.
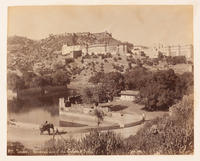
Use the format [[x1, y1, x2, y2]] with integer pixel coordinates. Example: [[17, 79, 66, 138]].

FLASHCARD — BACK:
[[120, 90, 139, 96]]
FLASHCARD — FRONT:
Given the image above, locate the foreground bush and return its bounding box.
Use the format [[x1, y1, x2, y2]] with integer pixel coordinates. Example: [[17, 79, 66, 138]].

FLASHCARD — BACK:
[[42, 130, 128, 155], [7, 141, 33, 155], [80, 130, 127, 155], [125, 94, 193, 155], [42, 137, 80, 155]]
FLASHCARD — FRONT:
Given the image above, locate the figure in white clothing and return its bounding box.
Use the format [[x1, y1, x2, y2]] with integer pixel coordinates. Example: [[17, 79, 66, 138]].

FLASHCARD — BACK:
[[142, 113, 146, 121]]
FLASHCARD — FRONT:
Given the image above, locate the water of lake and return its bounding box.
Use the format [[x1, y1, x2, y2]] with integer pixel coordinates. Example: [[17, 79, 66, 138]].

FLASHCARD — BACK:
[[8, 107, 60, 126], [7, 99, 60, 126]]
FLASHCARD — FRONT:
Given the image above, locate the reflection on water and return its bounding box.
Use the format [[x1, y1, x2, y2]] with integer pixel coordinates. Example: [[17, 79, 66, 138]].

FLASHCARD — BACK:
[[8, 108, 60, 126], [7, 98, 60, 126], [8, 97, 89, 127]]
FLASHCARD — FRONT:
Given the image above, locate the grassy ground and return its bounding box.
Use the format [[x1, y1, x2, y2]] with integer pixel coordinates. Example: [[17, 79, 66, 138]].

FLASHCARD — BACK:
[[105, 100, 167, 121]]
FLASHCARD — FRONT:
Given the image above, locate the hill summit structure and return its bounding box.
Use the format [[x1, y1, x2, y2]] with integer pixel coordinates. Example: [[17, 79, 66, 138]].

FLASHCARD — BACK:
[[61, 31, 130, 58]]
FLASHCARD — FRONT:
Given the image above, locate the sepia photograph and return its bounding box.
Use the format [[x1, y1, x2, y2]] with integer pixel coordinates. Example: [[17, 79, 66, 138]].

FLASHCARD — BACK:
[[6, 4, 194, 156]]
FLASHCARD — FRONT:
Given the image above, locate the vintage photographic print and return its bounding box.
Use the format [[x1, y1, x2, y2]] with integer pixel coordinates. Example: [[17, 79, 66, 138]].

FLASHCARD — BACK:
[[6, 5, 194, 155]]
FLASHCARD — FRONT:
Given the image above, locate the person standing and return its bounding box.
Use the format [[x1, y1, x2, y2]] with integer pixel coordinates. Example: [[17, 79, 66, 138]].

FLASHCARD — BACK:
[[142, 113, 146, 121]]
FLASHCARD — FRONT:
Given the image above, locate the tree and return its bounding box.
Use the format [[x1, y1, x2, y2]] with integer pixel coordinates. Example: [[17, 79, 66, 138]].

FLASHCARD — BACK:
[[29, 76, 46, 88], [139, 69, 192, 111], [89, 72, 105, 84], [81, 85, 108, 104], [51, 70, 70, 86], [65, 58, 74, 65], [166, 56, 187, 65], [124, 66, 151, 90], [101, 72, 125, 97], [53, 61, 65, 70], [7, 72, 25, 91], [100, 63, 104, 73], [128, 62, 132, 69], [140, 51, 146, 57], [81, 87, 95, 104], [23, 71, 37, 88], [178, 72, 193, 95], [158, 51, 164, 60]]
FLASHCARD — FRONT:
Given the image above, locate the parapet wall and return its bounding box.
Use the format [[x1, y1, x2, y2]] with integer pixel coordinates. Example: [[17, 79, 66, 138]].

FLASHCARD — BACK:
[[160, 45, 193, 58], [62, 43, 128, 56], [85, 44, 127, 55]]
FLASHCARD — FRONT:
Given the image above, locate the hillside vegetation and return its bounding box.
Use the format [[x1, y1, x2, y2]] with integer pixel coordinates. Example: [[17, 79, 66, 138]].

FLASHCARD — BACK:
[[7, 33, 193, 108], [7, 32, 133, 91], [7, 32, 123, 71]]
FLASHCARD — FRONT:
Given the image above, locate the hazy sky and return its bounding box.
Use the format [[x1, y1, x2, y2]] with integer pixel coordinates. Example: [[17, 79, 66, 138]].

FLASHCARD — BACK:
[[8, 5, 193, 46]]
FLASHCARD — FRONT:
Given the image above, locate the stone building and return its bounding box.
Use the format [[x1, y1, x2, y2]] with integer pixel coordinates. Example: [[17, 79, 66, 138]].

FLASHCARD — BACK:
[[62, 43, 128, 57], [85, 43, 128, 55], [132, 44, 193, 60], [62, 45, 82, 58], [160, 44, 193, 60], [120, 90, 139, 101]]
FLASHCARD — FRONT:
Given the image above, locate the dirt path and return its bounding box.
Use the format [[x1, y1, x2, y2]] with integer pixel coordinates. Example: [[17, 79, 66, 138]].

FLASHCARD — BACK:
[[7, 118, 145, 151]]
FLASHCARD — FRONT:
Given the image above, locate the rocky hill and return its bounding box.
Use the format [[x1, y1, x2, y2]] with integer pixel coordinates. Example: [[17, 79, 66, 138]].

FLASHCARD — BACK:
[[7, 32, 129, 72]]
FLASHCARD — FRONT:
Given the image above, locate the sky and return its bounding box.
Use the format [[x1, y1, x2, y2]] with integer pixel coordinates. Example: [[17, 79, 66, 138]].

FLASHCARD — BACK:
[[8, 5, 193, 46]]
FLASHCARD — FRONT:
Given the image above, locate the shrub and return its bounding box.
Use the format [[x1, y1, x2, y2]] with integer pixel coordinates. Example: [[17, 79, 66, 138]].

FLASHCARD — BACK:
[[118, 57, 122, 60], [136, 59, 142, 67], [106, 52, 112, 58], [7, 72, 25, 91], [140, 51, 146, 57], [152, 58, 159, 65], [124, 66, 151, 90], [89, 72, 105, 84], [112, 64, 124, 73], [65, 58, 74, 64], [147, 61, 153, 66], [113, 57, 118, 62], [41, 130, 128, 155], [128, 62, 132, 69], [42, 137, 81, 155], [93, 55, 98, 59], [131, 58, 136, 64], [126, 94, 193, 155], [158, 51, 164, 60], [7, 141, 33, 155], [104, 59, 108, 63], [166, 56, 187, 65], [84, 54, 91, 59], [51, 70, 70, 86], [80, 130, 127, 155]]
